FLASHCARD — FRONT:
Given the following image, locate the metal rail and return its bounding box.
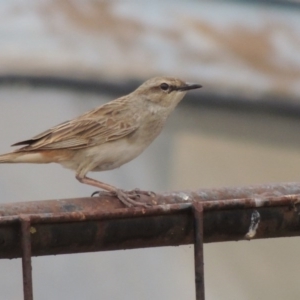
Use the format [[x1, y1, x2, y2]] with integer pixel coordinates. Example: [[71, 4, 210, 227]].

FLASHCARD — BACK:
[[1, 182, 300, 300]]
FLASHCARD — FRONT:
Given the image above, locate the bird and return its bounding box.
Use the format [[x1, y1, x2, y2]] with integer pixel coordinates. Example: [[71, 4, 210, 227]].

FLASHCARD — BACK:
[[0, 77, 201, 207]]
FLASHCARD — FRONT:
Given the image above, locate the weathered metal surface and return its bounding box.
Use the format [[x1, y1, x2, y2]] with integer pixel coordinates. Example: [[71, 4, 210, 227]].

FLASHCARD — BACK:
[[192, 202, 205, 300], [20, 216, 33, 300], [0, 183, 300, 259], [0, 201, 194, 258]]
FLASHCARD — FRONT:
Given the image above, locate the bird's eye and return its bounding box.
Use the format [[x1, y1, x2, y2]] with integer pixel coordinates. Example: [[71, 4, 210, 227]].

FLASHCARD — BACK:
[[160, 83, 169, 91]]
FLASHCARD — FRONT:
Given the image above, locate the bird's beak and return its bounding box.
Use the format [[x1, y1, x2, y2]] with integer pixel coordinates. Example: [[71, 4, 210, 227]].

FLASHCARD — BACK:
[[175, 83, 202, 91]]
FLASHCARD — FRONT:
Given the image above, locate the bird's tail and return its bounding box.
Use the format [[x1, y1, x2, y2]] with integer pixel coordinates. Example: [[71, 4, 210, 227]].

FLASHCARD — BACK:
[[0, 152, 44, 163]]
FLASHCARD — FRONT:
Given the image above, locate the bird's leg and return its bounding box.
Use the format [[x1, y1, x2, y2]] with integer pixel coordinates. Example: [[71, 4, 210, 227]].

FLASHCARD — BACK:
[[76, 175, 149, 208], [76, 175, 116, 193]]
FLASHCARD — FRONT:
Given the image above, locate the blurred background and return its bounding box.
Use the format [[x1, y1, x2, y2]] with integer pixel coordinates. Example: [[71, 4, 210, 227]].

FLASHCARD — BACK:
[[1, 1, 300, 299]]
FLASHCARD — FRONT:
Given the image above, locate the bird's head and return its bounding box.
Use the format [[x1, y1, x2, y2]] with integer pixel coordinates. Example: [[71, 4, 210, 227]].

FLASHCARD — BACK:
[[134, 77, 202, 110]]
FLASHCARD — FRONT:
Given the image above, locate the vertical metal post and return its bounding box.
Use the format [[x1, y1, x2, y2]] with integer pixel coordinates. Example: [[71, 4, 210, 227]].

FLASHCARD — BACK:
[[192, 202, 205, 300], [20, 216, 33, 300]]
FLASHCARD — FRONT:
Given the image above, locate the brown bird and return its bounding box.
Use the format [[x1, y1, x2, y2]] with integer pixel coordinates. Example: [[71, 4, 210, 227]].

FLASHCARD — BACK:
[[0, 77, 201, 207]]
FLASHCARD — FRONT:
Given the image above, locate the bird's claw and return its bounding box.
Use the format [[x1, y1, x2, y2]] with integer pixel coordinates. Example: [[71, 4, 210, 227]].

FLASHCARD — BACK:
[[91, 190, 114, 197], [91, 191, 100, 197], [91, 189, 154, 208], [129, 188, 156, 198]]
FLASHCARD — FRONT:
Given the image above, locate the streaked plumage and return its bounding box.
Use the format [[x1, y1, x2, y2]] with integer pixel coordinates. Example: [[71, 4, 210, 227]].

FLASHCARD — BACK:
[[0, 77, 201, 207]]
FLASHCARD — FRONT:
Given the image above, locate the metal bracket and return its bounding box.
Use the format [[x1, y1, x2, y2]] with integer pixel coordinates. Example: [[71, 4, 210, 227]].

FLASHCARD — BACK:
[[192, 202, 205, 300], [20, 216, 33, 300]]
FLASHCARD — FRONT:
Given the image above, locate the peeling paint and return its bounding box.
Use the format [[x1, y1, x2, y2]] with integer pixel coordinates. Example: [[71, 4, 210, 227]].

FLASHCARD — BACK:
[[245, 210, 261, 240]]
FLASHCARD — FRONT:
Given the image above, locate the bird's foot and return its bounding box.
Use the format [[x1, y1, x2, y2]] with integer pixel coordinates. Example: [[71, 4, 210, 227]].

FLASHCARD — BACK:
[[91, 189, 153, 208], [115, 189, 150, 208], [129, 188, 156, 198]]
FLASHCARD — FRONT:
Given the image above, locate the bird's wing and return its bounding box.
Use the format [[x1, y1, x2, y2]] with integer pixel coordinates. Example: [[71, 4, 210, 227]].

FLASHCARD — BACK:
[[12, 101, 141, 151]]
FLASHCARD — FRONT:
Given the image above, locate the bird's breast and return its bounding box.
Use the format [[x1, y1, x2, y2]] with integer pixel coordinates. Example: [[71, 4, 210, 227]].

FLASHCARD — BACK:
[[87, 137, 147, 172], [127, 116, 165, 146]]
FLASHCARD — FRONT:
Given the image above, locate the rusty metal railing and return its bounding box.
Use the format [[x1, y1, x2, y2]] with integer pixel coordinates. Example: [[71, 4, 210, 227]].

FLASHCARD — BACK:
[[1, 182, 300, 300]]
